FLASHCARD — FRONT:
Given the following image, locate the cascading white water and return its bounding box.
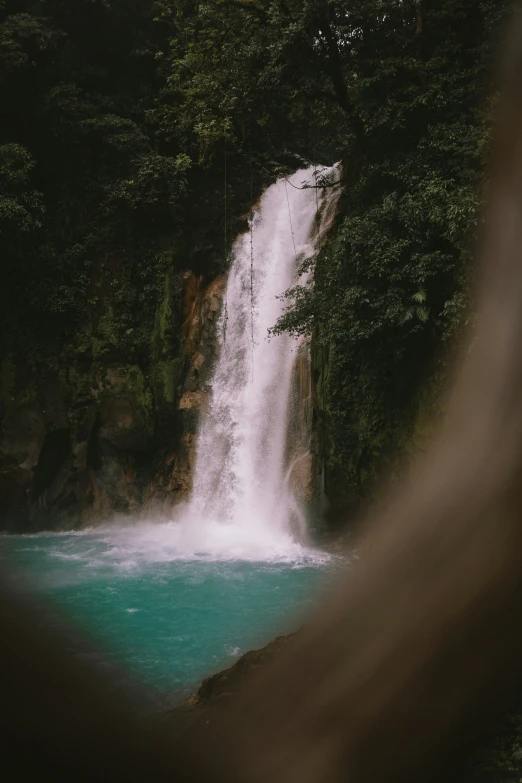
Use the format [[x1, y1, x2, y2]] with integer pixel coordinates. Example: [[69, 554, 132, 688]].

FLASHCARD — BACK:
[[173, 164, 341, 559]]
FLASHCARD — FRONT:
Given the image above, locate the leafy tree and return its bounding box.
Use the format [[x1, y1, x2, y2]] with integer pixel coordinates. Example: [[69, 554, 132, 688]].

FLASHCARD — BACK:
[[0, 0, 190, 359], [0, 0, 510, 509], [155, 0, 509, 503]]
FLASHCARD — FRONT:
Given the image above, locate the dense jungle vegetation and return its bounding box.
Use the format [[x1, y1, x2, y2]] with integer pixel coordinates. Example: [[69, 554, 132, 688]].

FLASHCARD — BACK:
[[0, 0, 509, 512]]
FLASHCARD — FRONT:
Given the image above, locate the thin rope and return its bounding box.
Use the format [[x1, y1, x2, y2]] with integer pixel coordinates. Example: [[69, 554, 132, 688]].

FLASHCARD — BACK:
[[284, 177, 298, 260], [281, 91, 298, 259], [283, 176, 344, 190], [249, 146, 255, 381], [322, 342, 327, 493], [223, 135, 229, 343]]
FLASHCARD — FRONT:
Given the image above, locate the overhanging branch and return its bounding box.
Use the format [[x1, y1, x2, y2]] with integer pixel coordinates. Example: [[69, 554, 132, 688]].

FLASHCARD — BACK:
[[211, 0, 268, 22]]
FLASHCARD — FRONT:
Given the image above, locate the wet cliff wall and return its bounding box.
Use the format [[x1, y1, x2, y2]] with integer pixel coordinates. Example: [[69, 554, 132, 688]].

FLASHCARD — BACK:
[[0, 257, 228, 532], [0, 0, 308, 532]]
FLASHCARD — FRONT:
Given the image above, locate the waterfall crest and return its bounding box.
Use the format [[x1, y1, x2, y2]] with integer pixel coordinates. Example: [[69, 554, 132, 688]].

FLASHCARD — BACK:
[[174, 164, 341, 559]]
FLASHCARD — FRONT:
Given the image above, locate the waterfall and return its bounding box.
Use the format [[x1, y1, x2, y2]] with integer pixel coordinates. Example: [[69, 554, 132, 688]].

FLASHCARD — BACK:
[[174, 164, 341, 559]]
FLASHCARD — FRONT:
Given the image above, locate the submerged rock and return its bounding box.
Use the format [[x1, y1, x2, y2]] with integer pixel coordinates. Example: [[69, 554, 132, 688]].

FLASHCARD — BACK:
[[189, 632, 297, 707], [153, 632, 298, 745]]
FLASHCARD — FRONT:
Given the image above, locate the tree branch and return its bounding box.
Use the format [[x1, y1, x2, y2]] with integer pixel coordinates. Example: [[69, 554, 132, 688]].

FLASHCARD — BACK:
[[317, 11, 365, 143], [415, 0, 423, 37], [211, 0, 268, 22]]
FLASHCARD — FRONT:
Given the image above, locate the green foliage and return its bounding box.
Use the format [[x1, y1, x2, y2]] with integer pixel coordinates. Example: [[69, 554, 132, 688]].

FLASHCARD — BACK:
[[157, 358, 183, 404], [0, 0, 511, 507], [0, 143, 43, 234], [154, 0, 350, 165], [266, 0, 507, 502], [0, 0, 191, 368]]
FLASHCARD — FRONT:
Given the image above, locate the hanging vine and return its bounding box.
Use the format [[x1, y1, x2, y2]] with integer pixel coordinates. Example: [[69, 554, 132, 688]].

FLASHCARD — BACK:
[[249, 145, 255, 380], [222, 134, 229, 344], [284, 177, 298, 261]]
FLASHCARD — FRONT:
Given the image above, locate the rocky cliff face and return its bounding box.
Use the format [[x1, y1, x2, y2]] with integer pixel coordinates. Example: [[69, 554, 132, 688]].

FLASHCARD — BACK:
[[285, 342, 325, 538], [0, 267, 226, 532]]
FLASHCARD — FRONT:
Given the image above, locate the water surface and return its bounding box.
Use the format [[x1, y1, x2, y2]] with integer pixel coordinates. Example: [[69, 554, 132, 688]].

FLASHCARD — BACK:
[[1, 524, 342, 707]]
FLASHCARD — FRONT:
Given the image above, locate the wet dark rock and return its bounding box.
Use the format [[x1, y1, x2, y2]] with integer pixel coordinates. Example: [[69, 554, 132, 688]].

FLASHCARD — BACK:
[[0, 270, 227, 532], [190, 633, 297, 707]]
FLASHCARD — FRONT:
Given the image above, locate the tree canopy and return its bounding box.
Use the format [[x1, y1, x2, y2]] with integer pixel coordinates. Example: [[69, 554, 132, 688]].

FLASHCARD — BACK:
[[0, 0, 509, 504]]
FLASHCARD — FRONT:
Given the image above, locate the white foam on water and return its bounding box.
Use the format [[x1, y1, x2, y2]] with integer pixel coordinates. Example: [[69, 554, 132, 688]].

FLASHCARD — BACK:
[[94, 519, 331, 566], [3, 522, 331, 578]]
